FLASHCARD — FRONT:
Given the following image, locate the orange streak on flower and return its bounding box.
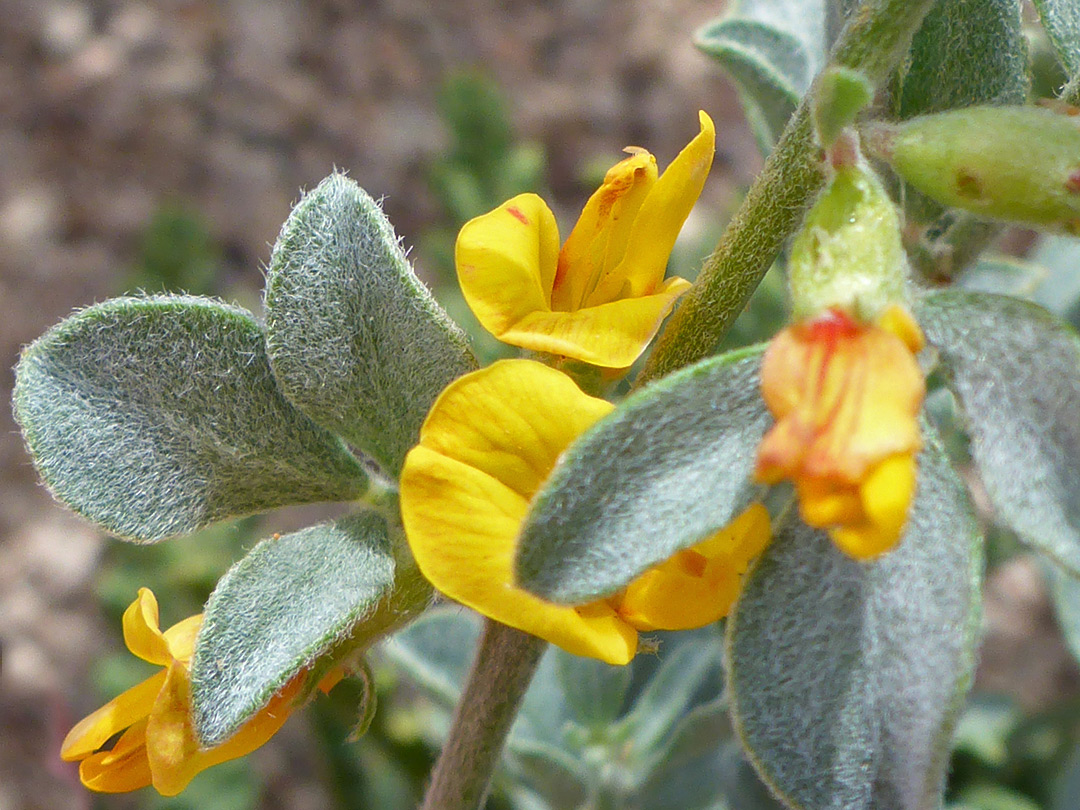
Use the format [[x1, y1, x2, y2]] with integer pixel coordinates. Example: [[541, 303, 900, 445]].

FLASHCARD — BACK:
[[755, 305, 925, 559], [506, 206, 530, 225], [454, 112, 713, 368]]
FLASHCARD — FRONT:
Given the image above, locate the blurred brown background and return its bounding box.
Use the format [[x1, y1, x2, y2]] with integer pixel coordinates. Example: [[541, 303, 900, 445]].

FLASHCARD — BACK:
[[0, 2, 761, 808], [4, 2, 1079, 809]]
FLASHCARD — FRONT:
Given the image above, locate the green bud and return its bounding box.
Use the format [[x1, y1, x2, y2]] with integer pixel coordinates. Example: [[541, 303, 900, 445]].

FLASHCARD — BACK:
[[812, 66, 874, 149], [788, 162, 908, 321], [871, 106, 1080, 235]]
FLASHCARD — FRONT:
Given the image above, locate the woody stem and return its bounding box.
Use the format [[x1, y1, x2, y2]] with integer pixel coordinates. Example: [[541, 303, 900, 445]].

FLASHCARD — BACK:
[[637, 0, 939, 386], [418, 619, 546, 810]]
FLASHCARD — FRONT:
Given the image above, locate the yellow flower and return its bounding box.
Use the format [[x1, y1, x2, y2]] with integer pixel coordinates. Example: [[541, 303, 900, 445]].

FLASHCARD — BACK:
[[400, 359, 770, 665], [455, 112, 715, 369], [755, 305, 926, 559], [61, 588, 340, 795]]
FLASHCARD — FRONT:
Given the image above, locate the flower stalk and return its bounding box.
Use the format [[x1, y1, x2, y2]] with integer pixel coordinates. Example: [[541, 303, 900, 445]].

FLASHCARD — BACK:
[[637, 0, 939, 385], [419, 620, 546, 810]]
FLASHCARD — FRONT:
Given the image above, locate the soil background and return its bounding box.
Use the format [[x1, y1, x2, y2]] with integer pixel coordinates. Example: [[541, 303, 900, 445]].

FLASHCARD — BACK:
[[0, 2, 1075, 810]]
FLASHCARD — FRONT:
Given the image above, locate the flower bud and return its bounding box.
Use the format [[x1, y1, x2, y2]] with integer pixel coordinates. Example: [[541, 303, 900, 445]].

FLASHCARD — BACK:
[[870, 105, 1080, 235], [788, 162, 908, 322]]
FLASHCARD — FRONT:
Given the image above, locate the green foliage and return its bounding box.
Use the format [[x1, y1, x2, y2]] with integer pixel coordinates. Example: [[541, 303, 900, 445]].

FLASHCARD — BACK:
[[695, 0, 828, 151], [811, 66, 874, 147], [430, 73, 546, 225], [125, 204, 219, 295], [787, 162, 907, 321], [918, 291, 1080, 575], [728, 437, 982, 810], [383, 609, 756, 810], [1033, 0, 1080, 79], [898, 0, 1028, 118], [13, 296, 367, 542], [190, 513, 405, 746], [876, 106, 1080, 233], [265, 172, 477, 476], [517, 346, 770, 604]]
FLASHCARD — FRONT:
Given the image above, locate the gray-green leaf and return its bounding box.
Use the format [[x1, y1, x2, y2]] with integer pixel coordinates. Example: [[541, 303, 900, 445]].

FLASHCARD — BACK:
[[516, 346, 770, 604], [12, 296, 367, 542], [190, 512, 404, 746], [1033, 0, 1080, 78], [265, 172, 477, 476], [695, 0, 827, 151], [727, 437, 982, 810], [918, 290, 1080, 576], [899, 0, 1029, 118]]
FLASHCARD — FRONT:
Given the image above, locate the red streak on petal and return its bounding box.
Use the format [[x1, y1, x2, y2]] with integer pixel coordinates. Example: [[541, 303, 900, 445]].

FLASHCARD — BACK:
[[506, 206, 530, 225], [800, 308, 860, 345], [1066, 169, 1080, 194]]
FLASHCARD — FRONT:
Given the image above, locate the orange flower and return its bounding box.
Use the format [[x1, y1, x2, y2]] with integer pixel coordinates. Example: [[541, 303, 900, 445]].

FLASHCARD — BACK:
[[755, 305, 925, 559], [61, 589, 340, 795], [454, 112, 714, 369]]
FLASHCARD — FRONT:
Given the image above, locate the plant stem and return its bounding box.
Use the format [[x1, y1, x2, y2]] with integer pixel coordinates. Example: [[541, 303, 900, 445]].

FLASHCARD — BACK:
[[637, 0, 939, 386], [418, 620, 546, 810]]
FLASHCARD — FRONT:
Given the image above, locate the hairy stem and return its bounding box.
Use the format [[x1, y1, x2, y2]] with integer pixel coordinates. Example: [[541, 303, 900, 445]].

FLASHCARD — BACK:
[[638, 0, 938, 385], [419, 620, 546, 810]]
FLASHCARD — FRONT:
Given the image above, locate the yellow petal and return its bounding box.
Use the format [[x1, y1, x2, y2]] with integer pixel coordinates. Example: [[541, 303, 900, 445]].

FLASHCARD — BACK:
[[146, 661, 309, 796], [838, 452, 918, 559], [418, 360, 613, 498], [498, 277, 691, 368], [830, 522, 898, 561], [61, 670, 167, 761], [796, 479, 865, 526], [616, 503, 771, 631], [163, 614, 203, 663], [585, 111, 715, 306], [123, 588, 172, 666], [400, 360, 637, 664], [552, 150, 658, 311], [456, 193, 561, 339], [77, 719, 153, 793]]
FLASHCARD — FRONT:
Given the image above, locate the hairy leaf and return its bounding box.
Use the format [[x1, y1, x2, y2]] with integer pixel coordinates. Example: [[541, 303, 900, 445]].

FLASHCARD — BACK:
[[190, 512, 413, 746], [12, 296, 367, 542], [516, 346, 770, 604], [1034, 0, 1080, 77], [899, 0, 1028, 118], [919, 290, 1080, 575], [696, 0, 827, 150], [728, 438, 982, 810], [265, 172, 477, 475]]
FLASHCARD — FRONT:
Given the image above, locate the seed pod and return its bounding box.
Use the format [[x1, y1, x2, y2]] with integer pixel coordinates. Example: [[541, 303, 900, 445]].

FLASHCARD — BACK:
[[788, 161, 908, 322], [870, 105, 1080, 235]]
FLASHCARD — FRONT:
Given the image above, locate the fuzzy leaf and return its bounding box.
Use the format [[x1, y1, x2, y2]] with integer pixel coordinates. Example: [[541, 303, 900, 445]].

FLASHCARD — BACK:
[[899, 0, 1028, 118], [1033, 0, 1080, 77], [12, 296, 367, 542], [553, 651, 631, 729], [727, 437, 982, 810], [616, 638, 724, 760], [190, 512, 413, 746], [919, 290, 1080, 575], [516, 346, 770, 604], [696, 1, 827, 150], [381, 607, 482, 709], [265, 172, 477, 476], [956, 257, 1048, 299]]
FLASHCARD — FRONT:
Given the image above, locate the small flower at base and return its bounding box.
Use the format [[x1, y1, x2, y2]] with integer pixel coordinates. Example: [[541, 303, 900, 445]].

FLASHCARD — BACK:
[[454, 112, 715, 369], [61, 588, 341, 796]]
